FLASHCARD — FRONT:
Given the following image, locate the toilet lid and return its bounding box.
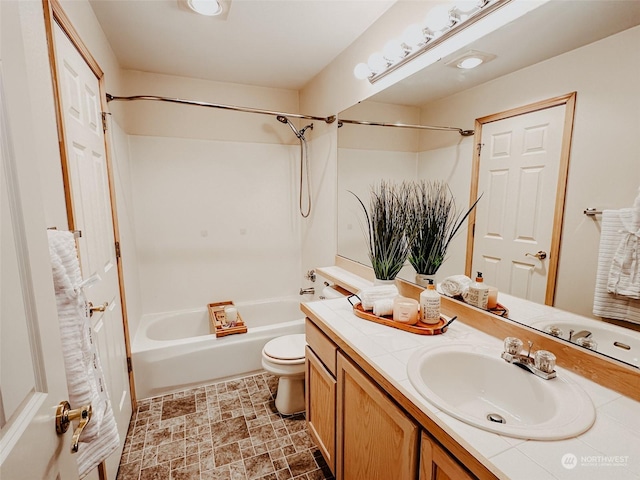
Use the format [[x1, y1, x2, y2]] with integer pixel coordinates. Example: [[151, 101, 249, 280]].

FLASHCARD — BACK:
[[263, 334, 306, 361]]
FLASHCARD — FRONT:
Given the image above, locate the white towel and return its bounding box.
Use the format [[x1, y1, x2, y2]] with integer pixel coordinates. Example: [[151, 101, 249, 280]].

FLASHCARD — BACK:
[[48, 230, 120, 478], [607, 193, 640, 299], [593, 210, 640, 325], [358, 285, 398, 311], [373, 298, 394, 317], [440, 274, 473, 297]]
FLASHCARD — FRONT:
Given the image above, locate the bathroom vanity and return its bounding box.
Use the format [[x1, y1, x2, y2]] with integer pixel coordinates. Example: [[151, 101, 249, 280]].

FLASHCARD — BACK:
[[302, 266, 640, 480]]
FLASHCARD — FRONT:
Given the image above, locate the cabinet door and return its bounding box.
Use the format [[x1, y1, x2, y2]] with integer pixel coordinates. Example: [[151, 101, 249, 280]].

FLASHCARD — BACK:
[[306, 346, 336, 474], [420, 432, 477, 480], [337, 353, 419, 480]]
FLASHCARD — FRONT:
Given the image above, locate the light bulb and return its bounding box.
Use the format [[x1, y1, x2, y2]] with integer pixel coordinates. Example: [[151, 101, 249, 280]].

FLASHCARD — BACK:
[[367, 52, 388, 74], [188, 0, 222, 16], [454, 0, 481, 15], [353, 63, 372, 80], [424, 4, 453, 32], [402, 24, 427, 48], [383, 40, 406, 62]]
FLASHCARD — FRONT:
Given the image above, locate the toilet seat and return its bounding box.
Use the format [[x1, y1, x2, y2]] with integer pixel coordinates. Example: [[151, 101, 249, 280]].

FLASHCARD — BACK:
[[262, 334, 306, 365]]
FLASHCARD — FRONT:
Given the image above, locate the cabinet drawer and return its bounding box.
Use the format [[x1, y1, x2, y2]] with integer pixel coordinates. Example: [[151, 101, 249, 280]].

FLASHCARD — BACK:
[[305, 318, 337, 376]]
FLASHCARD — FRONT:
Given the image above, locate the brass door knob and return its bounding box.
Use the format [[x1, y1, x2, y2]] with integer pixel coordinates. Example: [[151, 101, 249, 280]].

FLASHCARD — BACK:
[[55, 401, 92, 453], [88, 301, 109, 317], [525, 251, 547, 260]]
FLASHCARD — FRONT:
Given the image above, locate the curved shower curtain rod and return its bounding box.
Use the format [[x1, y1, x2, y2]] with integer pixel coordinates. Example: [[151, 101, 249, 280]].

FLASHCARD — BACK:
[[338, 118, 474, 136], [106, 94, 336, 124]]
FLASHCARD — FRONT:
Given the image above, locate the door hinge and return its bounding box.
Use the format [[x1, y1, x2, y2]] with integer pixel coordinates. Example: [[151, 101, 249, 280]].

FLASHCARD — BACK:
[[126, 357, 132, 373], [477, 143, 484, 154], [115, 241, 121, 259], [101, 111, 111, 132]]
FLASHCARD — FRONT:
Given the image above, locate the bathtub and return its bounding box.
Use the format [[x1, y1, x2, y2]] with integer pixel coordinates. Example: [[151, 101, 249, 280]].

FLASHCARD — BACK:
[[132, 297, 305, 399]]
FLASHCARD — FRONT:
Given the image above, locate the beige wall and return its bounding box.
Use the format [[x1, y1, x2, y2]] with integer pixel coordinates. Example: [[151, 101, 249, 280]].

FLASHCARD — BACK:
[[117, 69, 300, 145]]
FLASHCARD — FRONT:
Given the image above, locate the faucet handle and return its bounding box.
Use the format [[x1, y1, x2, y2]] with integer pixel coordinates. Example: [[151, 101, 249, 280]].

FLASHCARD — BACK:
[[503, 337, 523, 355], [534, 350, 556, 373]]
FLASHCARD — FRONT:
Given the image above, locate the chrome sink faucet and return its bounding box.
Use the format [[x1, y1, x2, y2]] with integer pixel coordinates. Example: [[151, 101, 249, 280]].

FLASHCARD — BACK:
[[568, 329, 592, 342], [501, 337, 557, 380], [546, 326, 598, 350]]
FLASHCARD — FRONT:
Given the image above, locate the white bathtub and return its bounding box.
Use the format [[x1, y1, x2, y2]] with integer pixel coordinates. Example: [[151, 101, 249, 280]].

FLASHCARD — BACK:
[[132, 297, 305, 399]]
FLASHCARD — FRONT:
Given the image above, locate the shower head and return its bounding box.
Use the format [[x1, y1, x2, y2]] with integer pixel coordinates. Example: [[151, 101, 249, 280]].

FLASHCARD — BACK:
[[299, 123, 313, 136], [276, 115, 303, 139]]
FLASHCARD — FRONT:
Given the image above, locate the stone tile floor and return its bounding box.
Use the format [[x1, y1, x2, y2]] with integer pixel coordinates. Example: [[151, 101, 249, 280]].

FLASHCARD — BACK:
[[116, 373, 334, 480]]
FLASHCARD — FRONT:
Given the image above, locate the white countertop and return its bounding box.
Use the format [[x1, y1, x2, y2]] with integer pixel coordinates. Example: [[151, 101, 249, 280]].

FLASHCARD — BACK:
[[303, 296, 640, 480]]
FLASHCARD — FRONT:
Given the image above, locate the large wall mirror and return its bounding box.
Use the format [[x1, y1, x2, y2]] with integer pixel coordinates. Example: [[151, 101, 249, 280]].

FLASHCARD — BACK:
[[337, 1, 640, 368]]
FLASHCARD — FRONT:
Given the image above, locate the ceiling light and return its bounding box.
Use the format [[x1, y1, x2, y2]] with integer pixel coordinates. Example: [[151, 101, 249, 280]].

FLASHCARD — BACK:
[[458, 57, 483, 69], [187, 0, 222, 16], [446, 50, 496, 69]]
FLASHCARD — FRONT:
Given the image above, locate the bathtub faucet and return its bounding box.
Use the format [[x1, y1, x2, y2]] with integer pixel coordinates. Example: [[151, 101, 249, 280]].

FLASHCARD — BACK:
[[299, 287, 315, 295]]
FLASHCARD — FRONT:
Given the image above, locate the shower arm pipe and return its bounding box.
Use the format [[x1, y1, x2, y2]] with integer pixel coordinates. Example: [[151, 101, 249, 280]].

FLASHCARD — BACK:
[[105, 94, 337, 124], [338, 118, 474, 136]]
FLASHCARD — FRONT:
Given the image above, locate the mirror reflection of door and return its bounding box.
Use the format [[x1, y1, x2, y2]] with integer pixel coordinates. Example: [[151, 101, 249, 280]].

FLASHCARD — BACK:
[[467, 94, 576, 305]]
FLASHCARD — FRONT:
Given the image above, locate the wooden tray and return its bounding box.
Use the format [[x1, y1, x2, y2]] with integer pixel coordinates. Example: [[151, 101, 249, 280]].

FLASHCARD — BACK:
[[353, 303, 448, 335], [207, 301, 248, 337], [450, 295, 509, 317]]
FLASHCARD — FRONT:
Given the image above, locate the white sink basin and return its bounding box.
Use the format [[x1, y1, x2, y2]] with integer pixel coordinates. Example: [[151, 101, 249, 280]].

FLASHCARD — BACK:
[[530, 318, 640, 367], [407, 344, 595, 440]]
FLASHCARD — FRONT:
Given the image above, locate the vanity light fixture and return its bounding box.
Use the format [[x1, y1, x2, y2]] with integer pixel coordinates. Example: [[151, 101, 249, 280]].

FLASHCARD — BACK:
[[353, 0, 513, 83]]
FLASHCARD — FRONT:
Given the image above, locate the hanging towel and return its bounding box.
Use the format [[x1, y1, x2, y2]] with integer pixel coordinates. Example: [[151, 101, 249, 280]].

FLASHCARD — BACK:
[[48, 230, 120, 478], [607, 190, 640, 299], [593, 210, 640, 325]]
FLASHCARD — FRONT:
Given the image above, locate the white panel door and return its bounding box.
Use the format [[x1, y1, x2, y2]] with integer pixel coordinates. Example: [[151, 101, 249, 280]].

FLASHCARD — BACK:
[[0, 65, 77, 480], [472, 105, 565, 303], [53, 23, 130, 478]]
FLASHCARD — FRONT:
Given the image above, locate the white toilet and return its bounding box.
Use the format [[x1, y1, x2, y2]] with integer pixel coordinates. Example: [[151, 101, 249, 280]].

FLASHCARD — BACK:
[[261, 333, 306, 415]]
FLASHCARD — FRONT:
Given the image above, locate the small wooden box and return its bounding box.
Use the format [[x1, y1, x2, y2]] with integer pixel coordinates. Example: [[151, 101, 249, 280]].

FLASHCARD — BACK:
[[207, 301, 248, 337]]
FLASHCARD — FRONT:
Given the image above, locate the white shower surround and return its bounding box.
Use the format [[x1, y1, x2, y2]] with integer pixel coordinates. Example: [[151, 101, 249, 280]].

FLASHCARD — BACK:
[[132, 297, 305, 399], [130, 135, 303, 314]]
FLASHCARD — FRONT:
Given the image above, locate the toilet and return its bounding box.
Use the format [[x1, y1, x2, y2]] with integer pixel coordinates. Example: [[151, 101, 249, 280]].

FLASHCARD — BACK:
[[261, 333, 306, 415]]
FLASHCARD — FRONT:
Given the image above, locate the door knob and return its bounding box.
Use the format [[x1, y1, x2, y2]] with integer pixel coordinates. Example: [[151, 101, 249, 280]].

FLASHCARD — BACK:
[[525, 251, 547, 260], [55, 401, 92, 453], [88, 301, 109, 316]]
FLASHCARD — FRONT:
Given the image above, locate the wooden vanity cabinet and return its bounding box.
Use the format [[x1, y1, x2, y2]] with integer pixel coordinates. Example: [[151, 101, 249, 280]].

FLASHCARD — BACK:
[[305, 320, 337, 474], [306, 317, 485, 480], [420, 433, 478, 480], [336, 352, 419, 480]]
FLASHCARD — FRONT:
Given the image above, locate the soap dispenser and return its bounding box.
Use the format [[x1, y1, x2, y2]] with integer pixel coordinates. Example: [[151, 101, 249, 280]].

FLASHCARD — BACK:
[[467, 272, 489, 310], [420, 279, 441, 324]]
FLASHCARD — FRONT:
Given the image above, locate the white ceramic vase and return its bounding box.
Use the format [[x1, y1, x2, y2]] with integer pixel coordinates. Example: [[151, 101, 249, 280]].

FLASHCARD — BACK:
[[415, 274, 437, 288]]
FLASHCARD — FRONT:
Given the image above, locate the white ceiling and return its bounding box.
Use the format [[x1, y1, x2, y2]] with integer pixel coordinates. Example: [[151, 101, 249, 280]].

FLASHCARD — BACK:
[[88, 0, 395, 90], [89, 0, 640, 101]]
